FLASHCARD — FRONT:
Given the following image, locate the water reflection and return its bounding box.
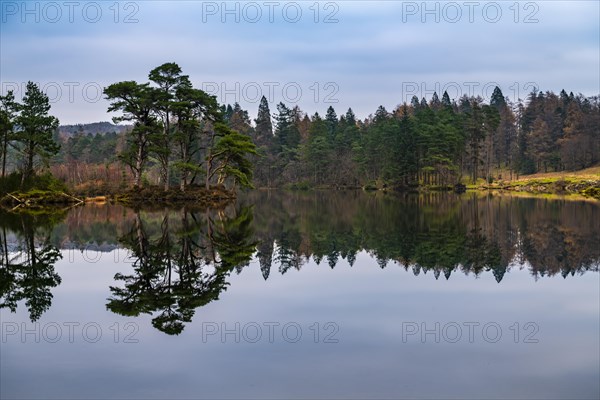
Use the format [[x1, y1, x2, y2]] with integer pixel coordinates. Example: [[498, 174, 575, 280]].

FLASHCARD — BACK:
[[1, 192, 598, 331], [107, 207, 256, 335], [0, 211, 65, 321], [247, 191, 599, 281]]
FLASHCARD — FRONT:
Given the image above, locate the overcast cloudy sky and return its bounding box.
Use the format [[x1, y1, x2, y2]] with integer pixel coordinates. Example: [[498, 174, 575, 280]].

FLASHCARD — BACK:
[[1, 0, 598, 124]]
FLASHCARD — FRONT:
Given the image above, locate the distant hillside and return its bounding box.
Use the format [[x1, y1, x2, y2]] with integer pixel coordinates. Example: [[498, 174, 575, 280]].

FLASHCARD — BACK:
[[58, 122, 132, 138]]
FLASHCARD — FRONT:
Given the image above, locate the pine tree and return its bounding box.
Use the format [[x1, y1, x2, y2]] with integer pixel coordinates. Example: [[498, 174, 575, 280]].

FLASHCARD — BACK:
[[148, 62, 189, 190], [345, 108, 357, 125], [325, 106, 338, 141], [208, 123, 258, 189], [441, 91, 452, 108], [0, 91, 17, 178], [104, 81, 160, 188], [430, 92, 441, 110], [490, 86, 507, 110], [14, 82, 60, 182], [305, 112, 331, 185], [411, 96, 420, 111], [229, 103, 252, 135], [254, 96, 273, 145], [274, 102, 300, 155]]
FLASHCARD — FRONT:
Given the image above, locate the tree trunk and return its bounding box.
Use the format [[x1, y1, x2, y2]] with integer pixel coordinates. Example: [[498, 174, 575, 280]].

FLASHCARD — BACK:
[[205, 157, 212, 190], [163, 159, 170, 191], [22, 142, 35, 186], [179, 145, 188, 192], [135, 143, 143, 188], [1, 135, 7, 178], [163, 113, 170, 191]]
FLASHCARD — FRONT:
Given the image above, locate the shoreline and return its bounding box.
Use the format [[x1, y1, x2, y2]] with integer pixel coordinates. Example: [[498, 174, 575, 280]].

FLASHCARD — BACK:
[[2, 177, 599, 210], [0, 186, 238, 210]]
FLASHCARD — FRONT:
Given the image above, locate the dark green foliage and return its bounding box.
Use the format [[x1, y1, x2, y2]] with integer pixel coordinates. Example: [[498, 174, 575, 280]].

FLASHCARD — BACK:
[[105, 63, 256, 193], [0, 210, 65, 322], [209, 123, 259, 189], [274, 102, 301, 154], [57, 131, 119, 164], [106, 206, 255, 335], [5, 74, 598, 195], [249, 88, 599, 188], [0, 171, 68, 195], [13, 82, 60, 180], [254, 95, 273, 141], [0, 91, 18, 178]]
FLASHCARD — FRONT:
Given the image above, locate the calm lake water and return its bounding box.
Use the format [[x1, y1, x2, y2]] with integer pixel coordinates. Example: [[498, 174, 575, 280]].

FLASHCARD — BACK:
[[1, 191, 599, 399]]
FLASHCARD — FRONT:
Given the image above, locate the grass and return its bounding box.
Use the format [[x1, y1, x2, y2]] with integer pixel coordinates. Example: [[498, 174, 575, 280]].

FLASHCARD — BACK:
[[0, 172, 83, 208], [476, 190, 598, 202], [471, 165, 600, 200], [512, 166, 600, 182]]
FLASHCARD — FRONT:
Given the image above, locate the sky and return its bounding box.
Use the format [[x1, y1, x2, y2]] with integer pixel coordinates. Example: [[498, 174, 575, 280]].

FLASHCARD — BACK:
[[1, 0, 599, 125]]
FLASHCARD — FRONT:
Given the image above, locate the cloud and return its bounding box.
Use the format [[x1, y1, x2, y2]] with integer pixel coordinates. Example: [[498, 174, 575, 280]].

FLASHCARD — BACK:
[[1, 0, 598, 124]]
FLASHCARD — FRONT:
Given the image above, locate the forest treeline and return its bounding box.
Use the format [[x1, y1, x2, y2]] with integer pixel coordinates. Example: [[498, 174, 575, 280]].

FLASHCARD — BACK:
[[244, 87, 599, 188], [53, 86, 599, 193], [2, 65, 598, 194]]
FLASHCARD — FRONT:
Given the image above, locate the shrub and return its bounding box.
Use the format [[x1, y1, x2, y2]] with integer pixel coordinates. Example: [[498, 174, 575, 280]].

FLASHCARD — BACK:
[[0, 172, 69, 195]]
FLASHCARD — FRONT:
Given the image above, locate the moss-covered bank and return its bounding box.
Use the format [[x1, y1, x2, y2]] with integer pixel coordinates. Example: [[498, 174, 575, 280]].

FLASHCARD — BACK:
[[113, 185, 237, 208], [473, 178, 600, 199], [0, 190, 83, 206]]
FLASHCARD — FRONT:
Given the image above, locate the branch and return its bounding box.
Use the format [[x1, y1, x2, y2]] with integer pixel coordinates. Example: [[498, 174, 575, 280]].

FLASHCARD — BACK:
[[60, 192, 84, 205]]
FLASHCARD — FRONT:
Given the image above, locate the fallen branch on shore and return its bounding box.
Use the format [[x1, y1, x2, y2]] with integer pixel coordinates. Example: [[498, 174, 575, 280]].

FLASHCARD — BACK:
[[59, 192, 84, 205], [1, 190, 85, 208]]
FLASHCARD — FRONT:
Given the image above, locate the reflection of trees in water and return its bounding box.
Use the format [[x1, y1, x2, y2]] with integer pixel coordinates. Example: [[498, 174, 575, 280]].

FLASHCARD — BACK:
[[0, 211, 65, 322], [513, 198, 600, 279], [3, 193, 598, 328], [248, 192, 600, 282], [107, 206, 256, 335]]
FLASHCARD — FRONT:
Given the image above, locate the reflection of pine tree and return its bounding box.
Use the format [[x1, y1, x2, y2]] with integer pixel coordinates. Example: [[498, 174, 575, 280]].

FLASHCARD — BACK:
[[212, 207, 256, 272], [443, 267, 452, 280], [486, 244, 504, 282], [19, 243, 62, 321], [346, 250, 357, 267], [277, 241, 297, 274], [108, 206, 255, 335], [256, 240, 274, 280], [276, 228, 302, 274], [464, 229, 488, 276], [0, 212, 64, 322], [327, 250, 339, 269], [376, 255, 388, 269]]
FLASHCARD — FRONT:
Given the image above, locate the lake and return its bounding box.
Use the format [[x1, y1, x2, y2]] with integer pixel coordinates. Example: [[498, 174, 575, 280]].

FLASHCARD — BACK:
[[1, 191, 599, 399]]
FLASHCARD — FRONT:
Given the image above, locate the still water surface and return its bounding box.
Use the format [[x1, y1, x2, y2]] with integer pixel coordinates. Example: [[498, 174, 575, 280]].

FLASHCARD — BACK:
[[1, 191, 599, 399]]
